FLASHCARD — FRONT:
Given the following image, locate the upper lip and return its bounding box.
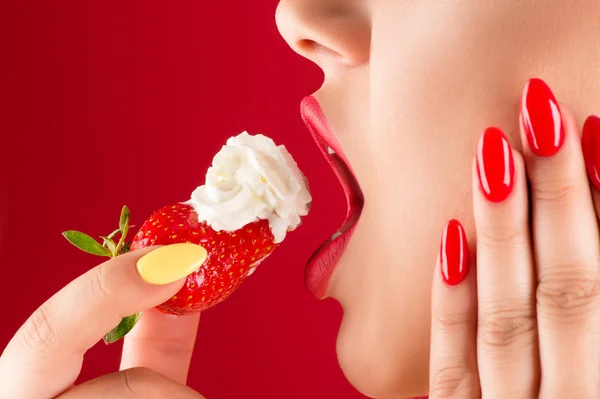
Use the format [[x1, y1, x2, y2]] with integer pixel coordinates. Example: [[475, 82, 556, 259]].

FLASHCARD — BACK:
[[300, 96, 364, 227], [300, 95, 364, 297]]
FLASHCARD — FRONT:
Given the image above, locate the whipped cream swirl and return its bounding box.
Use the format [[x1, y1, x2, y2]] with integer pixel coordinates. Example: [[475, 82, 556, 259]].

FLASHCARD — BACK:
[[187, 132, 311, 243]]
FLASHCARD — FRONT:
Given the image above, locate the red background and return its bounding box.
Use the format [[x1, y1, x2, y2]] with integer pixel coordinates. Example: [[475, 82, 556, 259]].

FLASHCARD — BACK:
[[0, 1, 364, 398]]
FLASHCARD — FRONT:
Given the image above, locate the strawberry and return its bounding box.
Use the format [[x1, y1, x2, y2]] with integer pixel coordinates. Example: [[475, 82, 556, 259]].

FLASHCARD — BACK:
[[62, 203, 280, 344], [130, 203, 277, 315]]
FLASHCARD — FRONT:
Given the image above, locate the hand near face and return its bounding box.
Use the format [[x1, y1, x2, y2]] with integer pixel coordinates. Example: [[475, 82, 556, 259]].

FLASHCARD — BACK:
[[429, 79, 600, 398], [0, 247, 205, 398]]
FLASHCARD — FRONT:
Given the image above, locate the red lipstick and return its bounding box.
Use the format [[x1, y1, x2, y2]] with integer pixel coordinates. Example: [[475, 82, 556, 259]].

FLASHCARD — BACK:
[[300, 96, 364, 298]]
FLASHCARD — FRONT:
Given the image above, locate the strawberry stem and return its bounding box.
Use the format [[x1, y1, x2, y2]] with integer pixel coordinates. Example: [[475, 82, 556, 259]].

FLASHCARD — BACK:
[[115, 206, 130, 255], [63, 205, 142, 344]]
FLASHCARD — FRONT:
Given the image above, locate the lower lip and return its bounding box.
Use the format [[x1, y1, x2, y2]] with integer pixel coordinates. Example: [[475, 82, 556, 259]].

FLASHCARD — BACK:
[[300, 96, 364, 299], [305, 217, 358, 299]]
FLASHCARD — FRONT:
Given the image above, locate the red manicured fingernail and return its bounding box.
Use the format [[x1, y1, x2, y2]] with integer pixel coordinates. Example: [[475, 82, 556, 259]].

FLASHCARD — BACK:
[[521, 78, 565, 157], [476, 127, 515, 203], [440, 219, 470, 286], [582, 115, 600, 191]]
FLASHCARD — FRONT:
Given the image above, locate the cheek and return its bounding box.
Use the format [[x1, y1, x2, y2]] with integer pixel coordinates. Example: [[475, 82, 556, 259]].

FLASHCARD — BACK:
[[330, 128, 477, 396], [321, 5, 487, 393]]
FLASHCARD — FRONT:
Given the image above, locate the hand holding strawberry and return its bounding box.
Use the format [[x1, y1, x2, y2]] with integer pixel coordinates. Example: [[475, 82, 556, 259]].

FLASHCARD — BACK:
[[63, 132, 312, 343]]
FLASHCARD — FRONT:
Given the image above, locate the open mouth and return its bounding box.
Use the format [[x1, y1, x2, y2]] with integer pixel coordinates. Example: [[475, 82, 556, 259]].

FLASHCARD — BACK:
[[300, 96, 364, 299]]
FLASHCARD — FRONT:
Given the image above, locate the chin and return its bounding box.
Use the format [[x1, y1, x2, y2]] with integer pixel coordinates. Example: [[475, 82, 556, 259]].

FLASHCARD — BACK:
[[332, 298, 429, 399], [328, 239, 431, 399]]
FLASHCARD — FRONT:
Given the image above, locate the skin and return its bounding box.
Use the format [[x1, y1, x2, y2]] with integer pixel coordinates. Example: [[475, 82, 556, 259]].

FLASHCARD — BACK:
[[276, 0, 600, 397], [2, 2, 600, 398]]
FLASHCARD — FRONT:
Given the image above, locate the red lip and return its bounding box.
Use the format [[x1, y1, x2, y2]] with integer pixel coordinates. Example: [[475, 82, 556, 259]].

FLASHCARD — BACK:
[[300, 96, 364, 299]]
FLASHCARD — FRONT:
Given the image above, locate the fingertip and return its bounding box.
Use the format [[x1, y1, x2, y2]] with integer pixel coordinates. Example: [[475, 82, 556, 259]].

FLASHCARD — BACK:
[[519, 78, 565, 157], [98, 246, 189, 312], [438, 219, 470, 287], [135, 243, 207, 286], [109, 246, 185, 289]]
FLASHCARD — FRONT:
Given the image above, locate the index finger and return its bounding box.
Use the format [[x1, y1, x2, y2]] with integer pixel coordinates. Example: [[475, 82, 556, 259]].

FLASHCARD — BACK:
[[0, 244, 205, 399]]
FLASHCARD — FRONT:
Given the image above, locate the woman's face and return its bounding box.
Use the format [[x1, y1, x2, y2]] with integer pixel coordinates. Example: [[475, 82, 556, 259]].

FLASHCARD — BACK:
[[276, 1, 600, 398]]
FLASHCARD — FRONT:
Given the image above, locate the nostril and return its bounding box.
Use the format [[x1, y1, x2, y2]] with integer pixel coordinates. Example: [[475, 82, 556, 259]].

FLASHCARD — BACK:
[[297, 39, 318, 53], [298, 39, 345, 62], [275, 0, 371, 69]]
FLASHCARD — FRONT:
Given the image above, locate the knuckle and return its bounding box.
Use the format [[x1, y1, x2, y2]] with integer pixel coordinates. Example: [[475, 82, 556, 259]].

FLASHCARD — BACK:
[[20, 302, 58, 357], [85, 264, 113, 304], [531, 179, 580, 205], [476, 225, 528, 252], [430, 365, 479, 399], [537, 271, 600, 322], [434, 311, 476, 336], [479, 303, 537, 348]]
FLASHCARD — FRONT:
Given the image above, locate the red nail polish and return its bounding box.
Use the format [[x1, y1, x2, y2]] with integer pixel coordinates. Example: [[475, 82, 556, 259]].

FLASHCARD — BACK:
[[582, 115, 600, 191], [521, 78, 565, 157], [476, 127, 515, 202], [440, 219, 470, 286]]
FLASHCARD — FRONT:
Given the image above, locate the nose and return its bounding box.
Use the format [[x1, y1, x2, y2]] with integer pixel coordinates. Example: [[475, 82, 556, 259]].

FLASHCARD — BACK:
[[276, 0, 371, 73]]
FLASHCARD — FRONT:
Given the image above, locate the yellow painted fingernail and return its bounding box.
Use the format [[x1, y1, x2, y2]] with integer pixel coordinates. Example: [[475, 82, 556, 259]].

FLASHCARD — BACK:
[[136, 243, 207, 285]]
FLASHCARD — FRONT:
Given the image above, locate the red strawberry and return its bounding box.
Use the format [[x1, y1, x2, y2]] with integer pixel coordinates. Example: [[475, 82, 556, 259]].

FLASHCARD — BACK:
[[63, 204, 280, 343], [131, 203, 278, 315]]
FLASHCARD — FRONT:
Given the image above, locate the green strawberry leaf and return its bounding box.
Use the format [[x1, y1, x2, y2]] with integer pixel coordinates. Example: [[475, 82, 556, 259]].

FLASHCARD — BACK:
[[120, 206, 130, 238], [100, 236, 116, 256], [62, 231, 112, 257], [103, 312, 142, 344]]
